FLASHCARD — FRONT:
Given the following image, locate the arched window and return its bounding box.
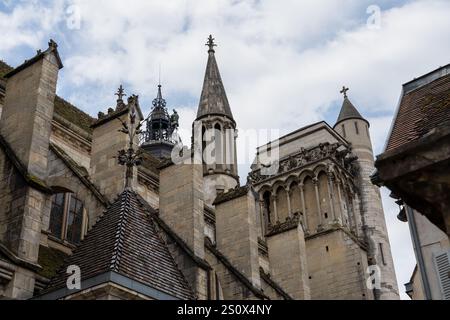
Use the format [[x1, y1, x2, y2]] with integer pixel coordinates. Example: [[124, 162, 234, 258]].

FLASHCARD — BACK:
[[49, 193, 86, 245]]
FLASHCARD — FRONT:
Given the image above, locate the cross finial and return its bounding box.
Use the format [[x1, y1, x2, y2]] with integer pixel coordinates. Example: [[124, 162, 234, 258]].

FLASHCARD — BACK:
[[340, 86, 349, 98], [115, 84, 127, 101], [206, 35, 217, 52]]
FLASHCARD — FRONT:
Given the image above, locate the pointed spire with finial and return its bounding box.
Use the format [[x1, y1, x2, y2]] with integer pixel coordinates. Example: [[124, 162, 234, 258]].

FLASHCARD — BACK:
[[115, 84, 127, 109], [335, 85, 366, 126], [206, 35, 217, 53], [196, 35, 233, 121]]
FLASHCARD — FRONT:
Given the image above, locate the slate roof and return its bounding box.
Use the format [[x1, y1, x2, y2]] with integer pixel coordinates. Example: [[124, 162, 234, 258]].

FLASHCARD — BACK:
[[385, 64, 450, 152], [335, 97, 366, 125], [42, 189, 194, 300], [196, 46, 234, 121]]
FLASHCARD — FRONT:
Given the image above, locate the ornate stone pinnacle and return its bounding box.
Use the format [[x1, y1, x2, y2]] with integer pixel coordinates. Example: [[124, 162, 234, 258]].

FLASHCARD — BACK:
[[115, 84, 127, 102], [340, 86, 349, 99], [206, 35, 217, 52]]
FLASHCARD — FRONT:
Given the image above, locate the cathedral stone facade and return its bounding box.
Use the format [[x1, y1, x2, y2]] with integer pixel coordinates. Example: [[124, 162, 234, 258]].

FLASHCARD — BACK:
[[0, 38, 399, 300]]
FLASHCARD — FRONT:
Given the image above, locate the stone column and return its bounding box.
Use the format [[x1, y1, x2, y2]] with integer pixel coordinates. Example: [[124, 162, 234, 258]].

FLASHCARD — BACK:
[[299, 183, 309, 234], [313, 178, 323, 231], [271, 195, 279, 222], [351, 192, 360, 237], [336, 182, 345, 226]]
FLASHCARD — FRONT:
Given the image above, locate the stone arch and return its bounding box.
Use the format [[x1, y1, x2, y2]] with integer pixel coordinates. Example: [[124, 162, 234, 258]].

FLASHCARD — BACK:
[[285, 174, 299, 187], [275, 186, 289, 222], [299, 169, 315, 185], [271, 179, 286, 194], [313, 163, 328, 178]]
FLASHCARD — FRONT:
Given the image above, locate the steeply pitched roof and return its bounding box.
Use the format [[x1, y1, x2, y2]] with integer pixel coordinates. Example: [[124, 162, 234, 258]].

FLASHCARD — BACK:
[[0, 60, 95, 134], [42, 189, 194, 300], [196, 45, 234, 121], [335, 97, 366, 125], [385, 64, 450, 152]]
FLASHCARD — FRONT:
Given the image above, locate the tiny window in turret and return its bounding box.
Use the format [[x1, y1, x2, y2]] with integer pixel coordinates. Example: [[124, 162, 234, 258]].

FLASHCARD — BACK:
[[354, 122, 359, 135], [341, 124, 346, 138]]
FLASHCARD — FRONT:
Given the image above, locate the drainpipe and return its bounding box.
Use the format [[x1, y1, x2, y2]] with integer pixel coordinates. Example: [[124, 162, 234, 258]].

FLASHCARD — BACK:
[[405, 205, 432, 300]]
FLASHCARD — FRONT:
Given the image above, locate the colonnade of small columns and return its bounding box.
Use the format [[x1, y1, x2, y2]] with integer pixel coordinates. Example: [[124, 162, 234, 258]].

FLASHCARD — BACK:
[[256, 167, 361, 237]]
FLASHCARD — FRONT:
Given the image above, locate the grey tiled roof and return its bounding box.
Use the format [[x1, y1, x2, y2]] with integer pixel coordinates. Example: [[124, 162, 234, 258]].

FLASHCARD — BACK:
[[43, 189, 194, 300], [197, 50, 234, 121]]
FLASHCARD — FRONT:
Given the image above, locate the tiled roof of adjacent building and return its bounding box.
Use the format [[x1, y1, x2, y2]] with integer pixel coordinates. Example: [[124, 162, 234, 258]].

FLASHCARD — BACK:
[[42, 189, 194, 300], [0, 60, 95, 134], [385, 64, 450, 152]]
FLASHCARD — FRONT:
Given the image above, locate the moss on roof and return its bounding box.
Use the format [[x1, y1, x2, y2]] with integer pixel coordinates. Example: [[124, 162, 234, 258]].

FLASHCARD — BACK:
[[0, 60, 95, 134], [37, 245, 69, 279]]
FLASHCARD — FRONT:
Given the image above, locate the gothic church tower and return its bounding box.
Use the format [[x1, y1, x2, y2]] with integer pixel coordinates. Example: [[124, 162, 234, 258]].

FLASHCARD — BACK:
[[195, 36, 239, 205], [334, 88, 399, 299]]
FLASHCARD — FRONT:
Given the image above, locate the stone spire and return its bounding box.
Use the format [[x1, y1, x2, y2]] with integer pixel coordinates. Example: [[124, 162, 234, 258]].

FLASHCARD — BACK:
[[335, 86, 366, 125], [196, 35, 234, 121]]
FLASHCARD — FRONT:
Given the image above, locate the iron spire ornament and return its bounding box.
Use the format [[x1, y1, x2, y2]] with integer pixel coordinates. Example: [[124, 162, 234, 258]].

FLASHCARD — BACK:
[[116, 97, 143, 189], [115, 84, 127, 101]]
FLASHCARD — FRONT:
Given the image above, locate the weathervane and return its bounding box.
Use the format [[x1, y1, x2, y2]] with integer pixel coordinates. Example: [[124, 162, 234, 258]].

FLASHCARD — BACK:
[[340, 86, 349, 99], [206, 35, 217, 52], [116, 95, 143, 189]]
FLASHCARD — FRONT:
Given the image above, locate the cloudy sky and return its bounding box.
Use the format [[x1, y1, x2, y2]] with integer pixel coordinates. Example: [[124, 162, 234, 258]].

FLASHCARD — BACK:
[[2, 0, 450, 299]]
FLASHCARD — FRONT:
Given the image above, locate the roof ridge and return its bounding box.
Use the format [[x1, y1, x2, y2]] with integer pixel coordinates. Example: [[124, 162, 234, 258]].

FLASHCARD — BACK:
[[110, 190, 132, 272]]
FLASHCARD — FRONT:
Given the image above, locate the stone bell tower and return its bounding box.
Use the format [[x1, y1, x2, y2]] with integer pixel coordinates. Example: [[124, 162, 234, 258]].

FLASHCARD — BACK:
[[333, 87, 399, 299], [194, 35, 238, 205]]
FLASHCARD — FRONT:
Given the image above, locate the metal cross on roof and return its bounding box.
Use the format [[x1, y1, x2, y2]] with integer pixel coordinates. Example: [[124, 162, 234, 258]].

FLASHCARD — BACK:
[[340, 86, 349, 98], [115, 84, 127, 101], [206, 35, 217, 52]]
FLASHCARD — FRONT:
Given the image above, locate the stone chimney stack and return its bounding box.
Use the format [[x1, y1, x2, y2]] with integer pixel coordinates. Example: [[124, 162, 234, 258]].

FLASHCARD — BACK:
[[90, 91, 143, 202]]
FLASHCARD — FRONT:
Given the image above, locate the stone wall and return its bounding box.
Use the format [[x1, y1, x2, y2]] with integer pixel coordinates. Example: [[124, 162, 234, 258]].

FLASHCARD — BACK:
[[267, 224, 310, 299]]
